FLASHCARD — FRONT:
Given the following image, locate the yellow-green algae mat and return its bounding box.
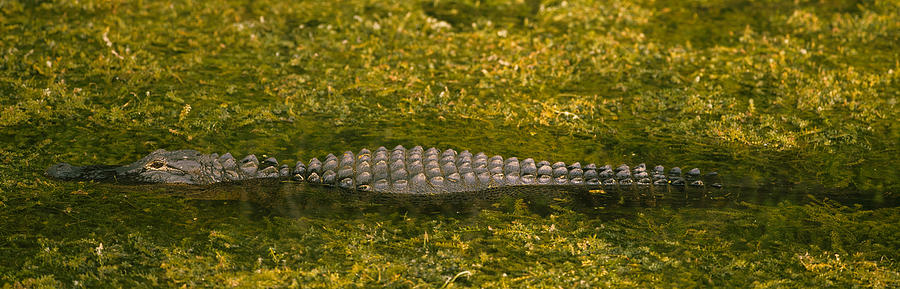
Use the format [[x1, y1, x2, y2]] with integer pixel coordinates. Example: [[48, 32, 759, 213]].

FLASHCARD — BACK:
[[1, 0, 898, 287]]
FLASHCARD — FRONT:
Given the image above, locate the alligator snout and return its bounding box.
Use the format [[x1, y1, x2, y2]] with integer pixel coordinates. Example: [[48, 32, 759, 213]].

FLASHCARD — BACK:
[[46, 162, 121, 182], [47, 162, 79, 180]]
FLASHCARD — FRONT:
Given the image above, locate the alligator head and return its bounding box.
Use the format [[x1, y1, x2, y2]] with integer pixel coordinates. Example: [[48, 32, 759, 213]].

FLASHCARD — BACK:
[[47, 149, 227, 185]]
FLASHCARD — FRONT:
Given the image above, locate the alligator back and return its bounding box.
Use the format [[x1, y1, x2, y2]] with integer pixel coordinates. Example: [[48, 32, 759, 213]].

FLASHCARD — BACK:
[[263, 145, 719, 194]]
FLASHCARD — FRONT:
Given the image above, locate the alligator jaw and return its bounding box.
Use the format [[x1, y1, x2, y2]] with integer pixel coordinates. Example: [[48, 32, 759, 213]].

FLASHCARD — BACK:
[[47, 150, 219, 185], [47, 162, 123, 182]]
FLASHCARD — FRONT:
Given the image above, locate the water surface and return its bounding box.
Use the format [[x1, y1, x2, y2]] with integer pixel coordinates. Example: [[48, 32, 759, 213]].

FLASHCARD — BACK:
[[1, 0, 897, 287]]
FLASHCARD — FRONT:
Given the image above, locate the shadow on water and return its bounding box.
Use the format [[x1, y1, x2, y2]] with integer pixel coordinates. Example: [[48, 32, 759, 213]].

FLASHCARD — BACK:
[[126, 179, 898, 221]]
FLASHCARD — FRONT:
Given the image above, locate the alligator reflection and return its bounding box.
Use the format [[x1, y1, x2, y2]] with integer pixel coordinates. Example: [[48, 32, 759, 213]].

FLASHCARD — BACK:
[[128, 178, 896, 219]]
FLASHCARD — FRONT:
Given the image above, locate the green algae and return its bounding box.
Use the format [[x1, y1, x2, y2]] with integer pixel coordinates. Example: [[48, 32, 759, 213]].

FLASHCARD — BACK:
[[1, 0, 898, 287]]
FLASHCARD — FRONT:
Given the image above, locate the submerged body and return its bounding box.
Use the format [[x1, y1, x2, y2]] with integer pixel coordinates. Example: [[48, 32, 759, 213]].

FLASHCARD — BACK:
[[47, 146, 719, 194]]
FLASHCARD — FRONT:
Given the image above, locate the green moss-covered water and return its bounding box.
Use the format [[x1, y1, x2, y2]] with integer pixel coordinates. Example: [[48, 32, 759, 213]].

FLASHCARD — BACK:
[[1, 0, 898, 287]]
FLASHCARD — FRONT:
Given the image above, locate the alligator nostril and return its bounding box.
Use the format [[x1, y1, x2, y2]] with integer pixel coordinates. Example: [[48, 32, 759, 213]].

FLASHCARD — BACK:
[[47, 163, 78, 179]]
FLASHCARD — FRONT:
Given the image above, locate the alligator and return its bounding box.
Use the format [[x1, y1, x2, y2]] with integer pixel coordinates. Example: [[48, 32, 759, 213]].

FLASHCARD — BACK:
[[46, 145, 721, 195]]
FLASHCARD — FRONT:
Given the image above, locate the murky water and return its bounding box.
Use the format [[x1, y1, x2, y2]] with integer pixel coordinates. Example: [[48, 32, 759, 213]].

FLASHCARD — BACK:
[[2, 0, 898, 286]]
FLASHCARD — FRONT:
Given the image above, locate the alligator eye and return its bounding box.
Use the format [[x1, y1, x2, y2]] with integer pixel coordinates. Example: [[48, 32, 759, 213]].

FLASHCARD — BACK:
[[148, 160, 166, 169]]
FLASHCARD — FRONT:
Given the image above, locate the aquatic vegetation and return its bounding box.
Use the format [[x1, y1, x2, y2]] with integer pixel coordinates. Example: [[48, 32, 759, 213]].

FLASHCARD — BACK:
[[0, 0, 897, 287]]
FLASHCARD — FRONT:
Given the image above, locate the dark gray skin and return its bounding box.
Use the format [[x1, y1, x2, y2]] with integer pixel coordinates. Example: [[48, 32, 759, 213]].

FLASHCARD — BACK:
[[47, 146, 718, 194], [47, 149, 290, 185]]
